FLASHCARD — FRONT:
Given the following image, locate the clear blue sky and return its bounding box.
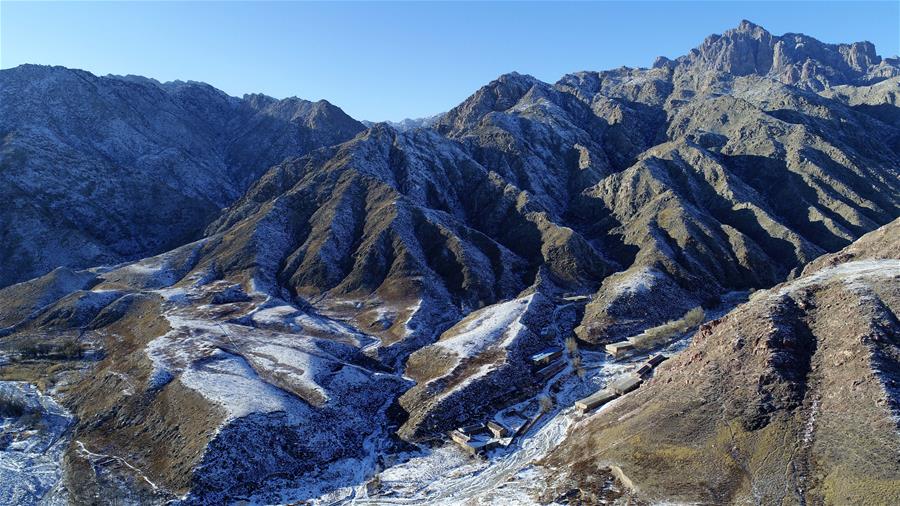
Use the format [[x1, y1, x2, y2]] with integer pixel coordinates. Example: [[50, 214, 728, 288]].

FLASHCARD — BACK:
[[2, 1, 898, 121]]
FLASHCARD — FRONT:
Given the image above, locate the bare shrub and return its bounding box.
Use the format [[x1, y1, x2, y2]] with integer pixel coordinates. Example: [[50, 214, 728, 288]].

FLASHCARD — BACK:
[[367, 472, 383, 494], [538, 394, 554, 413], [0, 392, 27, 418], [565, 336, 578, 355], [572, 354, 585, 378], [20, 339, 86, 360], [21, 342, 53, 359], [565, 336, 585, 378], [631, 307, 705, 350], [59, 339, 86, 359]]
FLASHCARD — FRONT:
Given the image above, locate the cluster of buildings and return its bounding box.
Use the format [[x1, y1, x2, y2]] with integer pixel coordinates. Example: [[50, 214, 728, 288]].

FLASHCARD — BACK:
[[448, 410, 531, 456], [448, 346, 567, 456], [530, 347, 565, 380], [575, 353, 666, 414], [604, 340, 635, 358], [447, 336, 669, 456]]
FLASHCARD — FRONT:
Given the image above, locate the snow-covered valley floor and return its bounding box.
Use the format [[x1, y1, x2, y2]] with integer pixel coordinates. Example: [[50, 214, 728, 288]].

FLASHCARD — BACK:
[[311, 351, 645, 505], [309, 294, 748, 506]]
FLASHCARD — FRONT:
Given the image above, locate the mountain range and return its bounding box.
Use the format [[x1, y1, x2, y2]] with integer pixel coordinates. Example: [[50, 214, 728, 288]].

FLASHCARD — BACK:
[[0, 66, 364, 288], [0, 20, 898, 505]]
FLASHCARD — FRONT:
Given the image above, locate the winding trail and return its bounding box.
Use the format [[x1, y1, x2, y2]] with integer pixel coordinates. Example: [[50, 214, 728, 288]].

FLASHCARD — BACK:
[[74, 440, 160, 491]]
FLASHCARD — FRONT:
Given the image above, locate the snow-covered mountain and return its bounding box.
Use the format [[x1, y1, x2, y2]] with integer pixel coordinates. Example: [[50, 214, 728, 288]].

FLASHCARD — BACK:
[[1, 21, 899, 505], [0, 65, 365, 287], [361, 114, 443, 131]]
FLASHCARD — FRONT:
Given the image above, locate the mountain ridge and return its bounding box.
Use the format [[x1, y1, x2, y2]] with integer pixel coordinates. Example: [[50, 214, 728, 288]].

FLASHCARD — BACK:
[[0, 63, 365, 287]]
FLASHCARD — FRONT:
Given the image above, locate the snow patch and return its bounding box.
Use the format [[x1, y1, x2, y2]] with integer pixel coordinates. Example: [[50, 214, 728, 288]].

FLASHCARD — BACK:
[[776, 259, 900, 297], [179, 350, 307, 421], [0, 382, 73, 506], [609, 267, 666, 297], [436, 295, 533, 358]]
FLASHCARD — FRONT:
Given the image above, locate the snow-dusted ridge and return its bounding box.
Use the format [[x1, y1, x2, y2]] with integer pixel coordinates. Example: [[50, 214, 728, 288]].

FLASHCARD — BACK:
[[1, 19, 899, 505]]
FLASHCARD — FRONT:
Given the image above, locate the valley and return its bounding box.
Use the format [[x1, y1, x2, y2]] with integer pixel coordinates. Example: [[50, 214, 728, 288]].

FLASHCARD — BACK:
[[0, 19, 898, 505]]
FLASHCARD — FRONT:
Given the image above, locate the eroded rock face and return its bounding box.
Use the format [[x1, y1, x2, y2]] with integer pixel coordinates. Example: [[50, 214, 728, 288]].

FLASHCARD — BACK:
[[545, 220, 900, 505], [676, 20, 899, 89]]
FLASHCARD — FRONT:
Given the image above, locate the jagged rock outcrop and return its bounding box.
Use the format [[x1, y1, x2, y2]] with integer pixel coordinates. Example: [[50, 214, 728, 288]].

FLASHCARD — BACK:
[[673, 20, 900, 90], [0, 65, 364, 287]]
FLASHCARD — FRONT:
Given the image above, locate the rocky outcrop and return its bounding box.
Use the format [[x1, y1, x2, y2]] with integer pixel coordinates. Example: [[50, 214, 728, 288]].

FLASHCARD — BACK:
[[673, 20, 900, 90]]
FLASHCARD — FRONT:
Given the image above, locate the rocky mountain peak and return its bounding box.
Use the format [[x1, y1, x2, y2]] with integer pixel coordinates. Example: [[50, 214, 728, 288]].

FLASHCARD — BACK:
[[651, 55, 675, 69], [241, 92, 279, 109], [248, 96, 364, 137], [305, 99, 362, 129], [436, 71, 544, 134], [733, 18, 768, 36], [676, 20, 897, 89], [843, 40, 880, 70]]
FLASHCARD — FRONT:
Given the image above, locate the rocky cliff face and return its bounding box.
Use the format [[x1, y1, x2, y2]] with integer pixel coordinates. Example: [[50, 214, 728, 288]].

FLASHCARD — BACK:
[[545, 219, 900, 504], [671, 20, 899, 90], [0, 65, 364, 287], [0, 21, 898, 504]]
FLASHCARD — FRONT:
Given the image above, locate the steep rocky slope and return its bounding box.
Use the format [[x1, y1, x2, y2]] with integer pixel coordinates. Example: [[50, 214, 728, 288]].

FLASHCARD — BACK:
[[184, 21, 900, 349], [545, 218, 900, 504], [670, 20, 899, 90], [0, 65, 364, 287], [558, 22, 900, 340], [0, 21, 899, 504], [193, 123, 607, 368]]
